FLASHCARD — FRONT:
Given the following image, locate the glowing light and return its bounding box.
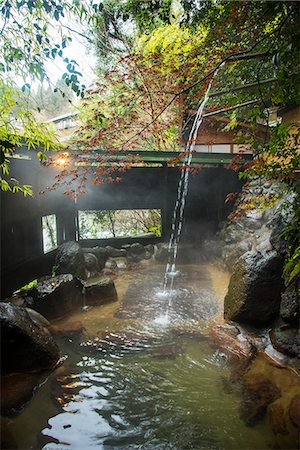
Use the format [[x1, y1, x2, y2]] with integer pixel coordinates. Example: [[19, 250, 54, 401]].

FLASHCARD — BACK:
[[55, 152, 69, 167]]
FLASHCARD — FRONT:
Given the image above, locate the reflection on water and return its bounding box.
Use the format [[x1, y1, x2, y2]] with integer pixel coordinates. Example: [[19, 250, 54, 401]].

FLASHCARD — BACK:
[[3, 263, 299, 449]]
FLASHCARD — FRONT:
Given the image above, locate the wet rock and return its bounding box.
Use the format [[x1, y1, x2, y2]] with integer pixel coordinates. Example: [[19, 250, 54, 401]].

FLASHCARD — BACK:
[[105, 258, 118, 270], [288, 394, 300, 427], [55, 241, 85, 279], [83, 252, 99, 277], [269, 216, 289, 256], [128, 243, 146, 262], [243, 218, 262, 230], [0, 302, 60, 374], [209, 324, 255, 378], [268, 402, 287, 435], [280, 285, 299, 326], [1, 371, 50, 416], [222, 240, 252, 268], [270, 326, 300, 358], [222, 224, 245, 244], [144, 244, 155, 256], [29, 274, 83, 320], [110, 257, 128, 269], [83, 277, 117, 306], [245, 209, 264, 221], [224, 250, 284, 326], [154, 243, 169, 262], [51, 321, 86, 339], [105, 246, 127, 258], [87, 246, 109, 270], [240, 373, 281, 426], [25, 308, 51, 328]]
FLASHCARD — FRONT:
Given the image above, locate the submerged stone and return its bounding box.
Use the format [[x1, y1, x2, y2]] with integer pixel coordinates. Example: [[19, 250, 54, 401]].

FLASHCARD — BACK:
[[288, 394, 300, 428], [240, 373, 281, 426], [224, 250, 284, 326], [268, 402, 288, 435], [0, 302, 60, 375]]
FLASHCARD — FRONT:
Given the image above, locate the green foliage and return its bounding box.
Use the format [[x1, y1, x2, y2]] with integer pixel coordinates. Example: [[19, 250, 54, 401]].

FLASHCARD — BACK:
[[0, 0, 103, 194], [19, 278, 38, 291], [284, 246, 300, 285]]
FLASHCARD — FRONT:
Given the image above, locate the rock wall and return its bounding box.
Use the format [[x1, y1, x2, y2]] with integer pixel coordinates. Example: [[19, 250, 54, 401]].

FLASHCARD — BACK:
[[212, 177, 298, 357]]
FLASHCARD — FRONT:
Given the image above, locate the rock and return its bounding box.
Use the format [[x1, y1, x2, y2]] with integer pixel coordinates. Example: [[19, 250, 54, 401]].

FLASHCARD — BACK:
[[288, 394, 300, 427], [268, 402, 287, 435], [105, 258, 118, 270], [270, 326, 300, 358], [83, 252, 99, 273], [88, 246, 109, 270], [243, 218, 262, 230], [105, 246, 127, 258], [25, 308, 51, 328], [209, 324, 255, 359], [245, 210, 264, 221], [51, 321, 85, 339], [29, 275, 83, 320], [280, 285, 299, 326], [222, 240, 252, 268], [55, 241, 85, 279], [269, 216, 289, 256], [240, 373, 281, 426], [110, 257, 128, 269], [223, 224, 245, 244], [0, 302, 60, 374], [83, 277, 118, 306], [127, 243, 146, 262], [144, 244, 155, 256], [209, 324, 255, 378], [154, 243, 170, 262], [1, 371, 50, 416], [224, 251, 284, 326]]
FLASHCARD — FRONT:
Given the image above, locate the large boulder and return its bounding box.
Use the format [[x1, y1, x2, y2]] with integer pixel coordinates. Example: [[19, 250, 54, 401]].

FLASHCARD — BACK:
[[270, 326, 300, 358], [55, 241, 85, 278], [0, 302, 60, 374], [280, 285, 299, 326], [83, 277, 118, 306], [222, 240, 252, 269], [28, 274, 83, 320], [224, 250, 284, 326]]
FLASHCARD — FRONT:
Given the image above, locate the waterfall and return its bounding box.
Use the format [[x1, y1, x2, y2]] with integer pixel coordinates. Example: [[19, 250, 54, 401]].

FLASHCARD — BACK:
[[161, 66, 223, 305]]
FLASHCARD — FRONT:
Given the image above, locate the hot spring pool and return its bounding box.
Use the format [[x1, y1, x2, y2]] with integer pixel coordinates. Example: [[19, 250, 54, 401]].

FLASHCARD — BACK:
[[2, 263, 299, 449]]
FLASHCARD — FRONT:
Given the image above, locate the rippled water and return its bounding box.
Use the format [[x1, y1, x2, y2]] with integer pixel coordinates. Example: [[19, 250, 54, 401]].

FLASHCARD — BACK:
[[3, 263, 299, 449]]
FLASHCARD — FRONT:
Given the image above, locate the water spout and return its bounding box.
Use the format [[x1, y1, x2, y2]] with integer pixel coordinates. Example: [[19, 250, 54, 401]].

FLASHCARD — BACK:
[[161, 65, 224, 318]]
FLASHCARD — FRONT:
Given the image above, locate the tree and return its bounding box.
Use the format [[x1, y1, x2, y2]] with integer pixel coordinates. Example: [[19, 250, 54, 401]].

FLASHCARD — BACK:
[[0, 0, 100, 194]]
